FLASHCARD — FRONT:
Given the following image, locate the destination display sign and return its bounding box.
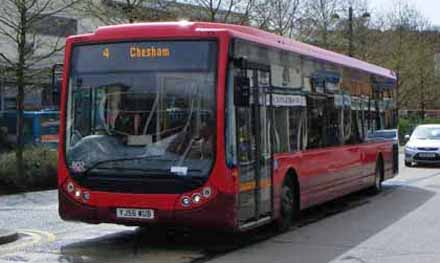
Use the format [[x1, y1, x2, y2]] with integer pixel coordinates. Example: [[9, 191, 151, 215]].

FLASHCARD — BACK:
[[71, 41, 217, 74], [272, 94, 306, 107]]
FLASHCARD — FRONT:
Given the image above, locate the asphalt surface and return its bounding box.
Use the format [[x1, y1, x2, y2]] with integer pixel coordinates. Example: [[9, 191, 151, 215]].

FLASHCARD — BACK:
[[1, 155, 440, 263]]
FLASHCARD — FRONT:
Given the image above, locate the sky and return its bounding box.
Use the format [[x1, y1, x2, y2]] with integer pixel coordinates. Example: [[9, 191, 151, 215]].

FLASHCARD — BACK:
[[369, 0, 440, 26]]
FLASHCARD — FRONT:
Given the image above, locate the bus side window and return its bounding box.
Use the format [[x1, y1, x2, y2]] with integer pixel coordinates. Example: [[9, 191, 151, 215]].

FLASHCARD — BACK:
[[306, 97, 325, 149], [324, 97, 342, 147], [346, 109, 363, 144], [288, 107, 305, 152], [273, 107, 289, 153]]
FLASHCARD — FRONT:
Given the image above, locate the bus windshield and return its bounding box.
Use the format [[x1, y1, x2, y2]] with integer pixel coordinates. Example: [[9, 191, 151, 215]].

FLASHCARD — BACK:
[[65, 41, 217, 177]]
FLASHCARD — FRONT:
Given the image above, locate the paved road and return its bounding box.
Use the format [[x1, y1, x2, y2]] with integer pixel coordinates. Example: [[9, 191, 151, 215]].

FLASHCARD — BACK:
[[1, 155, 440, 263]]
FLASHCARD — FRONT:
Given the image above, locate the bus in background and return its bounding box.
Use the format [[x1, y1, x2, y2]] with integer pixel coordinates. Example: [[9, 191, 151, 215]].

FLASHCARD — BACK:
[[58, 22, 398, 232], [1, 110, 59, 148]]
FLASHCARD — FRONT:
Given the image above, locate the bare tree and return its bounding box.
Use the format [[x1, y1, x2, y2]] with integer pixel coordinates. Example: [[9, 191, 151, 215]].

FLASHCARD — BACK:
[[0, 0, 78, 181], [78, 0, 176, 24], [181, 0, 254, 24], [253, 0, 301, 37], [300, 0, 341, 48]]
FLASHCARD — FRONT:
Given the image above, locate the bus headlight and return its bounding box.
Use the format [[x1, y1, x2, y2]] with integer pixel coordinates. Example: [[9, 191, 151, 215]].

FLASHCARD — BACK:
[[192, 193, 202, 204], [67, 182, 75, 193], [202, 187, 212, 198], [74, 190, 81, 199]]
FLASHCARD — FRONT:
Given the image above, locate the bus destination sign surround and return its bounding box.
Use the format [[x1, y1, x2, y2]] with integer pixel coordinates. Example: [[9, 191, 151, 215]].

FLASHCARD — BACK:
[[71, 41, 216, 74]]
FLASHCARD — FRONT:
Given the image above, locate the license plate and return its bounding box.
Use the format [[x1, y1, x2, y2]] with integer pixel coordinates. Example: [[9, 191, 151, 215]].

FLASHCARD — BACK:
[[419, 153, 436, 158], [116, 208, 154, 219]]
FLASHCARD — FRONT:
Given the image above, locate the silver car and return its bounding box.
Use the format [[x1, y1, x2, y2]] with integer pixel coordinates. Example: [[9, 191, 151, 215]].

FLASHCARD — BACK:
[[404, 124, 440, 167]]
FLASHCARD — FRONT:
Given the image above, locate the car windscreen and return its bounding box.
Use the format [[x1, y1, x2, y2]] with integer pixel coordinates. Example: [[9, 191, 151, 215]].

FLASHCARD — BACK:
[[412, 127, 440, 140]]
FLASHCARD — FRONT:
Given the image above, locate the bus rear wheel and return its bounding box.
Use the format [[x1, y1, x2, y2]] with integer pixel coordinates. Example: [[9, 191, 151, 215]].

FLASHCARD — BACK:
[[371, 159, 384, 193], [275, 179, 296, 232]]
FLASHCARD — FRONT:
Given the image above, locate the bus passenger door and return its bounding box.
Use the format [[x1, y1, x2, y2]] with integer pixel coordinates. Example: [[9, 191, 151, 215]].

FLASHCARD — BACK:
[[235, 64, 272, 226]]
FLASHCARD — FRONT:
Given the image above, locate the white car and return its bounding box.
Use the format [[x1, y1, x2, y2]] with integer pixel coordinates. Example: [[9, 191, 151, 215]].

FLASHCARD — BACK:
[[404, 124, 440, 167]]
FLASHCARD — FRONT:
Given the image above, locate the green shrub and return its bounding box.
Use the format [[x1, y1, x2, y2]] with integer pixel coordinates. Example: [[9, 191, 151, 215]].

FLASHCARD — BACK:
[[398, 118, 414, 142], [0, 147, 57, 191]]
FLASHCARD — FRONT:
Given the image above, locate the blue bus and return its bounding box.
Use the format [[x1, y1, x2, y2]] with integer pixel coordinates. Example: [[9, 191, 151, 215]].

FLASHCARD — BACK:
[[0, 110, 60, 148]]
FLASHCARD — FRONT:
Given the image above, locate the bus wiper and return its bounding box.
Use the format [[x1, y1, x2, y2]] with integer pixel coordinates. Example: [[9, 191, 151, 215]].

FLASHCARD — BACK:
[[82, 155, 166, 175], [85, 166, 205, 182], [84, 162, 203, 178]]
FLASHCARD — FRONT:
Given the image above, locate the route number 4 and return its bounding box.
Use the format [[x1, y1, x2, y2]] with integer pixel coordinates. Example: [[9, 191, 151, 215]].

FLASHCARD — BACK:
[[102, 48, 110, 59]]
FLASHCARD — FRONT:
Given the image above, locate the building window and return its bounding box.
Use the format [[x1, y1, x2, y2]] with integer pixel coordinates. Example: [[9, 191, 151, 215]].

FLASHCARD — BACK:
[[31, 15, 77, 37]]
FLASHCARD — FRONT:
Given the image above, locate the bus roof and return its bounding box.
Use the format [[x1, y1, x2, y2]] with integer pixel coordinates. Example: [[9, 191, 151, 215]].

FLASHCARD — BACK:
[[83, 21, 396, 80]]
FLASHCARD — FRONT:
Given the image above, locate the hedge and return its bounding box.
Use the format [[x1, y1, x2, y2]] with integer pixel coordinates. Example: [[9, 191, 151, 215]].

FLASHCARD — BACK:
[[0, 147, 57, 192]]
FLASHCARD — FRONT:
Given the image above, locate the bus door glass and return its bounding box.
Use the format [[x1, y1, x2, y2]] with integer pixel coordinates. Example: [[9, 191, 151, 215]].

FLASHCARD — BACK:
[[235, 64, 272, 224]]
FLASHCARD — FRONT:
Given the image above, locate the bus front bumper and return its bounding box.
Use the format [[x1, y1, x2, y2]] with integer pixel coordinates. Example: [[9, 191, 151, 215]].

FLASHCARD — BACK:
[[59, 190, 237, 231]]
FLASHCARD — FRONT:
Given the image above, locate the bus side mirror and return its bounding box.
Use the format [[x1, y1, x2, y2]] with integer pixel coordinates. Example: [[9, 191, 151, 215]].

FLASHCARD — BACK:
[[234, 76, 250, 107], [404, 134, 410, 141]]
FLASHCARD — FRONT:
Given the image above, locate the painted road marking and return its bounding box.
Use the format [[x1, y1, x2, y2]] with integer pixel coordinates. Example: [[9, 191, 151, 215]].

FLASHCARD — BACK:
[[0, 229, 56, 255]]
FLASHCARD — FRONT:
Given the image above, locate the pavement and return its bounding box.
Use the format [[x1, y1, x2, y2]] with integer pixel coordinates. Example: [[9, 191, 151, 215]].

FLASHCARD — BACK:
[[1, 154, 440, 262]]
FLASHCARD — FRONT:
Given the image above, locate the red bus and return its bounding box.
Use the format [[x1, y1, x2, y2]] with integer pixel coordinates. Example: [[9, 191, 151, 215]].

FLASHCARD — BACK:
[[58, 22, 398, 232]]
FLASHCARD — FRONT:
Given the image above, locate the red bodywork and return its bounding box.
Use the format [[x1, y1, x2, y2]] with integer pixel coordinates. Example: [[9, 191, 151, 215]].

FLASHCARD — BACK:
[[58, 22, 397, 231]]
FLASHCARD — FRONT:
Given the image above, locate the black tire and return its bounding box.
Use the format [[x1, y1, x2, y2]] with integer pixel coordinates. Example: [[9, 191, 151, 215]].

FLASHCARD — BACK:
[[404, 160, 412, 167], [275, 178, 297, 233], [372, 159, 384, 193]]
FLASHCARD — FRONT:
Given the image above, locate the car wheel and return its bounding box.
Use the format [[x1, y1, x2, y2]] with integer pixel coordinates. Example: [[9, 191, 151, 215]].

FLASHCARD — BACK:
[[404, 160, 412, 167], [275, 179, 296, 233]]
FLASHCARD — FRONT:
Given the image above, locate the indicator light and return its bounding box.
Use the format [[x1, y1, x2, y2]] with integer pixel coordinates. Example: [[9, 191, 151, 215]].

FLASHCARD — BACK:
[[82, 191, 90, 201], [74, 190, 81, 199], [181, 196, 191, 207]]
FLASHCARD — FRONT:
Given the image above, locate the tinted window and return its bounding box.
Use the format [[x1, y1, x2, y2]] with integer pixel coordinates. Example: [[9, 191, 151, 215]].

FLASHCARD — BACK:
[[307, 96, 325, 149], [273, 107, 289, 153], [289, 108, 306, 151], [324, 97, 342, 146]]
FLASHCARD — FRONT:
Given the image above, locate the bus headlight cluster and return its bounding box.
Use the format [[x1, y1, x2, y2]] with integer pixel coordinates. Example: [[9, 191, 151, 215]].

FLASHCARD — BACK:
[[180, 186, 213, 208], [65, 180, 90, 203]]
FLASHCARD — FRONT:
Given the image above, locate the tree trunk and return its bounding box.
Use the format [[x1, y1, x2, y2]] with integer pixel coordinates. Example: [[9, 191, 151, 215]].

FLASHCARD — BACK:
[[15, 79, 25, 184], [15, 1, 26, 184]]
